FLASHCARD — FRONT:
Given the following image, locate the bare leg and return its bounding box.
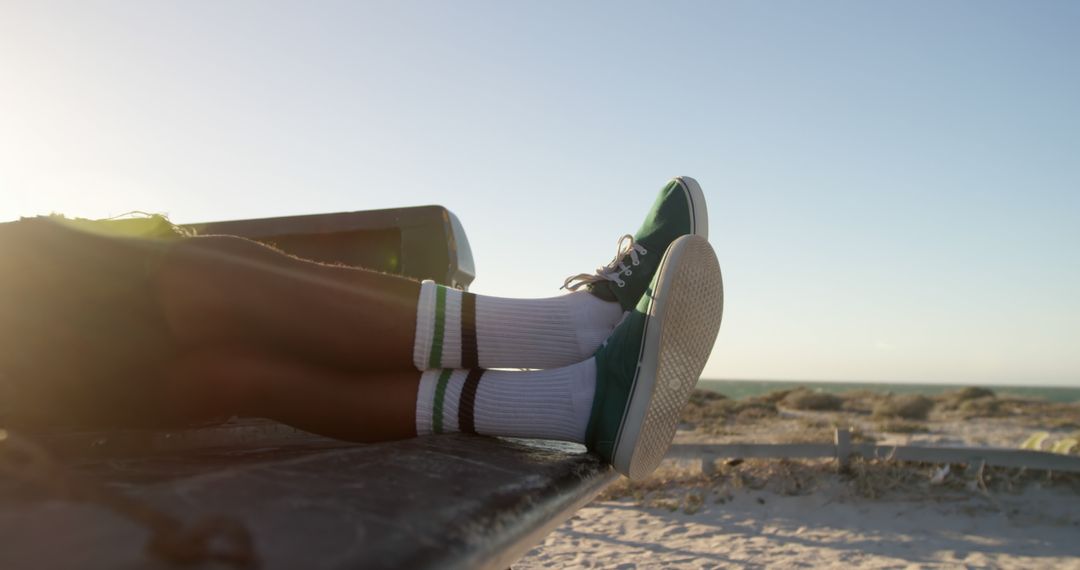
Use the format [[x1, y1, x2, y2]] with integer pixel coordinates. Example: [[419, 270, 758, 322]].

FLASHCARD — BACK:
[[155, 236, 421, 374], [1, 220, 609, 431], [166, 346, 419, 442], [0, 221, 607, 430]]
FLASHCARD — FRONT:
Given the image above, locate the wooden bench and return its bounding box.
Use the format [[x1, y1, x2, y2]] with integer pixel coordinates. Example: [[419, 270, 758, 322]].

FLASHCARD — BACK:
[[2, 422, 616, 569]]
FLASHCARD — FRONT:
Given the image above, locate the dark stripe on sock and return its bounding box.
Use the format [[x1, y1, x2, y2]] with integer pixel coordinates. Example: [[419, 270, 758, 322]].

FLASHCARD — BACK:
[[460, 292, 478, 369], [432, 368, 453, 434], [428, 286, 447, 369], [458, 368, 485, 435]]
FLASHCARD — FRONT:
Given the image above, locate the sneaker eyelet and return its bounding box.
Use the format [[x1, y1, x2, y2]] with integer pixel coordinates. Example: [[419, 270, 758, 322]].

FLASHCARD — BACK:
[[624, 269, 632, 276], [616, 280, 626, 288]]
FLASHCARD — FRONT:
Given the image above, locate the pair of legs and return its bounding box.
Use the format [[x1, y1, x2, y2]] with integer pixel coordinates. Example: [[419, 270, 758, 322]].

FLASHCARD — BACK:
[[0, 222, 611, 436], [1, 177, 720, 479], [158, 232, 623, 442]]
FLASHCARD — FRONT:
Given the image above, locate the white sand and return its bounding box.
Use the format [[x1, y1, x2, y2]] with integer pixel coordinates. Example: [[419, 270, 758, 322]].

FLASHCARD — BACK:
[[517, 413, 1080, 569], [516, 482, 1080, 569]]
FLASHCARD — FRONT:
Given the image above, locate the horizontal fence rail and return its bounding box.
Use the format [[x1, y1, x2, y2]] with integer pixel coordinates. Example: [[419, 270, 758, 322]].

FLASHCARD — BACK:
[[668, 429, 1080, 474]]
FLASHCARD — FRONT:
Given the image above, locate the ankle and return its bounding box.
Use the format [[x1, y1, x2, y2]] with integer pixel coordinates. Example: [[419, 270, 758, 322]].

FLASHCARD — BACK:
[[562, 291, 623, 358]]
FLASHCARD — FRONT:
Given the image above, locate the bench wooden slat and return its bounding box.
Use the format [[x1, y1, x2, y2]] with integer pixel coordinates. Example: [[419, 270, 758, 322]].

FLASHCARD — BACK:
[[1, 429, 616, 570]]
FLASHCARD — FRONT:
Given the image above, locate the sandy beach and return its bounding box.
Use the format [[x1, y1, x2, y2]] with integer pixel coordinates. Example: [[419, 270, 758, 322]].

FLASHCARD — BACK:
[[517, 388, 1080, 569], [516, 480, 1080, 569]]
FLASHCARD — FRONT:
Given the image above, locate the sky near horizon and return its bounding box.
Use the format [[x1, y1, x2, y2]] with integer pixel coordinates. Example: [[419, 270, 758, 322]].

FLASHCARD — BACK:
[[1, 2, 1078, 386]]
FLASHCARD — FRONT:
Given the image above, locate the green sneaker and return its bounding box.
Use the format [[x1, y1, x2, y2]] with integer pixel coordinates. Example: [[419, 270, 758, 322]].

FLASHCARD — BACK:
[[585, 234, 723, 480], [564, 176, 708, 311]]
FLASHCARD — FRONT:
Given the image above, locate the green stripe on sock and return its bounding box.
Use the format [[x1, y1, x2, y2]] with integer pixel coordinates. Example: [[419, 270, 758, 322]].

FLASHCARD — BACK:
[[432, 368, 453, 434], [428, 285, 448, 369]]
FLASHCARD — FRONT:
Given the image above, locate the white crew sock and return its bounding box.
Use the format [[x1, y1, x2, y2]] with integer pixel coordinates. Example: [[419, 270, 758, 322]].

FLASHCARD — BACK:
[[412, 281, 622, 370], [415, 359, 596, 443]]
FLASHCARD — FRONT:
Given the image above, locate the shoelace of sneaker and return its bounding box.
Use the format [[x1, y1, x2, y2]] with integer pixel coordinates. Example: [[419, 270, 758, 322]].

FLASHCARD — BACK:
[[562, 234, 648, 290]]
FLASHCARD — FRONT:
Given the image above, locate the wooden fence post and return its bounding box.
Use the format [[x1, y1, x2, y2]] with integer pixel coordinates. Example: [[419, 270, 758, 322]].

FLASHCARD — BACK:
[[835, 428, 852, 472]]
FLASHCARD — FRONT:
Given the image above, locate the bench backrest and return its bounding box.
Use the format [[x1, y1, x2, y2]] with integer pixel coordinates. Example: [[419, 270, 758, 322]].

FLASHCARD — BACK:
[[186, 205, 475, 290]]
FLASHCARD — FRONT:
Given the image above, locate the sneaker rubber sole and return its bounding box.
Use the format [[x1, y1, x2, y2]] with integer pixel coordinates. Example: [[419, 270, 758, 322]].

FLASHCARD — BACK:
[[611, 234, 724, 480], [675, 176, 709, 240]]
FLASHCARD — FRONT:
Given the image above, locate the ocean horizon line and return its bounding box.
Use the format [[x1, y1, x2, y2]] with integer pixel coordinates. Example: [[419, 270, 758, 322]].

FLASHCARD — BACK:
[[696, 378, 1080, 403], [700, 378, 1080, 389]]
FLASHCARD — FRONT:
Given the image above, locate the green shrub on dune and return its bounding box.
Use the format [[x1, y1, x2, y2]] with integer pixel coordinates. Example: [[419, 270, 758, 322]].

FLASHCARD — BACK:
[[680, 389, 778, 431], [936, 386, 998, 413], [781, 389, 843, 411], [838, 390, 890, 415], [957, 397, 1003, 417], [687, 390, 727, 406], [873, 394, 935, 420], [952, 386, 996, 401], [757, 388, 796, 404]]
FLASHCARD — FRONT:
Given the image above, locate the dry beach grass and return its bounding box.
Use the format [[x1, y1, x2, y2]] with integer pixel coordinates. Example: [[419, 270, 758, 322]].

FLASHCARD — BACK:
[[517, 386, 1080, 569]]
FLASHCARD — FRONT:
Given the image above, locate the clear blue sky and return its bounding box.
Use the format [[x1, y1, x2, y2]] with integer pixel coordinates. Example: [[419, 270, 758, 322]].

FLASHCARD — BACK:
[[2, 1, 1077, 385]]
